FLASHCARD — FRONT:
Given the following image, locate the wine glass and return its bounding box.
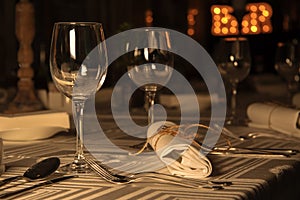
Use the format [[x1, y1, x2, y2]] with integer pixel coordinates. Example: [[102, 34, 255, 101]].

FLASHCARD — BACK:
[[274, 40, 300, 104], [49, 22, 107, 172], [126, 29, 174, 124], [214, 37, 251, 125]]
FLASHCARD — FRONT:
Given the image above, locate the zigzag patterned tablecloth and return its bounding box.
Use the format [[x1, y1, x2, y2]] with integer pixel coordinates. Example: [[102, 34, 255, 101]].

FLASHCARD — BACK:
[[1, 124, 300, 200]]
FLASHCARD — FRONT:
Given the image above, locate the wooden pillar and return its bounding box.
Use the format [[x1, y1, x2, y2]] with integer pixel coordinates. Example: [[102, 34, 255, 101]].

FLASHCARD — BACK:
[[6, 0, 43, 113]]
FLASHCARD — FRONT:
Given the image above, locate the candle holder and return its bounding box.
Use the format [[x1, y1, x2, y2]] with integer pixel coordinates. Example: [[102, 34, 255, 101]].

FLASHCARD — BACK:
[[6, 0, 43, 113]]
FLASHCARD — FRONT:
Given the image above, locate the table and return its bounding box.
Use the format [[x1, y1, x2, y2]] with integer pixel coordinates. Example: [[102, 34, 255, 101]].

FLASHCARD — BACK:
[[1, 117, 300, 200]]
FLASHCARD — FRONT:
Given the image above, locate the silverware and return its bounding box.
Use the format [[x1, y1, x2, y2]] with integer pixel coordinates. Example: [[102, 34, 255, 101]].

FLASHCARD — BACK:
[[219, 126, 300, 143], [0, 157, 60, 187], [130, 140, 298, 157], [239, 132, 300, 142], [85, 157, 231, 190], [208, 126, 299, 157], [210, 147, 297, 157], [0, 175, 77, 198]]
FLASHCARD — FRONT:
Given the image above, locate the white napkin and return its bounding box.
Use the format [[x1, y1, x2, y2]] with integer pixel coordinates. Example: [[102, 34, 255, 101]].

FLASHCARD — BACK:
[[247, 103, 300, 137], [0, 110, 70, 131], [147, 121, 212, 179], [0, 111, 70, 140]]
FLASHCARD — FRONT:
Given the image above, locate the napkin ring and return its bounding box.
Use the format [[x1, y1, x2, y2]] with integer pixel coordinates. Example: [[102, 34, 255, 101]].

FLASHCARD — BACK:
[[130, 123, 232, 155]]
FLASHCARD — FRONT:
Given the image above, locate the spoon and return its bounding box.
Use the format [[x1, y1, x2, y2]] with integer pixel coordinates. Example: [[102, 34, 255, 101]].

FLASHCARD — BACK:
[[0, 157, 60, 187]]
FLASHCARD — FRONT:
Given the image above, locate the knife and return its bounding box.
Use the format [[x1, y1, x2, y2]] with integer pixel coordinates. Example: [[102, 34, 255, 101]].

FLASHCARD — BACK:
[[210, 147, 294, 157], [0, 175, 77, 198]]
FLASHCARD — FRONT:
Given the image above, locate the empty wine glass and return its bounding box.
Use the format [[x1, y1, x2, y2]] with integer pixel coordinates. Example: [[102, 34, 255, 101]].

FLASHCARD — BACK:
[[274, 40, 300, 104], [126, 29, 174, 124], [50, 22, 107, 172], [214, 37, 251, 125]]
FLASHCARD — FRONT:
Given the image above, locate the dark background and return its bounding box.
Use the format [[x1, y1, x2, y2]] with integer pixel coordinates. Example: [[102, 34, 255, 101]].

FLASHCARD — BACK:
[[0, 0, 299, 89]]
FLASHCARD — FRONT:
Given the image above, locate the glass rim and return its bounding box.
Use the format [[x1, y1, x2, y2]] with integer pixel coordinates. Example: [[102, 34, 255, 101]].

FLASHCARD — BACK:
[[121, 27, 171, 33], [54, 22, 103, 27]]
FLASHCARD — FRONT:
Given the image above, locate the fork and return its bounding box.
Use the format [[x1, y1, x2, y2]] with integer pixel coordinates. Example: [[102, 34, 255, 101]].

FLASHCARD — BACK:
[[84, 156, 231, 190]]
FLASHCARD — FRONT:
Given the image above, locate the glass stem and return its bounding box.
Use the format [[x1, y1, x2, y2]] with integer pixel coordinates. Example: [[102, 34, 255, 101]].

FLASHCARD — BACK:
[[73, 100, 85, 162], [146, 91, 156, 124], [287, 81, 297, 105], [230, 83, 237, 120]]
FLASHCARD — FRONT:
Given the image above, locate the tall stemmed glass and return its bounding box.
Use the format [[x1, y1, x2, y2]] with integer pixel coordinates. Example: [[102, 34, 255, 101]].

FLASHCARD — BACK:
[[127, 29, 174, 124], [50, 22, 107, 172], [214, 37, 251, 125], [274, 40, 300, 104]]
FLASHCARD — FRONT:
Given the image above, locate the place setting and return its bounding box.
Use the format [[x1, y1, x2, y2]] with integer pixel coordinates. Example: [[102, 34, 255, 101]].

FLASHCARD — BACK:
[[1, 0, 300, 199]]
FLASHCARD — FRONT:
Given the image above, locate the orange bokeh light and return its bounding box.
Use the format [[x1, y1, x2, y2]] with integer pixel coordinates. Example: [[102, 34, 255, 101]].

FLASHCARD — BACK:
[[250, 26, 258, 32], [221, 17, 228, 24], [214, 7, 221, 14], [221, 8, 228, 14], [222, 27, 228, 34], [187, 28, 195, 36], [231, 20, 238, 27], [250, 5, 257, 12], [263, 25, 270, 32]]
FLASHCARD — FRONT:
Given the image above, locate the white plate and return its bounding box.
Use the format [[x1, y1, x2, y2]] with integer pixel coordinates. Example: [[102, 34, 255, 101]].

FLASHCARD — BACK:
[[0, 126, 68, 141]]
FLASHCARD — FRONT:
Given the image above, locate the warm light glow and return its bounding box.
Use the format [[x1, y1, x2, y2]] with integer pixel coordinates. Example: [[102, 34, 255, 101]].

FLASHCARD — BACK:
[[262, 10, 269, 17], [214, 27, 221, 34], [250, 13, 257, 19], [211, 5, 238, 36], [214, 7, 221, 14], [231, 20, 238, 27], [262, 25, 270, 32], [251, 19, 257, 25], [221, 17, 228, 24], [211, 3, 272, 36], [187, 8, 198, 37], [242, 2, 273, 34], [146, 16, 153, 23], [214, 21, 221, 27], [221, 8, 228, 14], [145, 9, 153, 26], [189, 21, 196, 26], [213, 15, 220, 21], [187, 14, 194, 21], [222, 27, 228, 34], [250, 5, 257, 12], [187, 28, 195, 36], [242, 20, 249, 27], [230, 27, 237, 34], [259, 5, 266, 11], [243, 27, 249, 34], [251, 26, 258, 32], [191, 9, 198, 15], [259, 16, 266, 22]]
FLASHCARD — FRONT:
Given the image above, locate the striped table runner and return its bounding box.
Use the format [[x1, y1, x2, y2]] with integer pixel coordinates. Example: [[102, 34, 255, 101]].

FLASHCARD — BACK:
[[0, 126, 300, 200]]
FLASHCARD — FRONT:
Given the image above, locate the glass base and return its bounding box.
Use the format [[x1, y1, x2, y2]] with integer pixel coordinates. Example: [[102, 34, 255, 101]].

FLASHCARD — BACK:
[[225, 116, 248, 126], [70, 159, 90, 173], [60, 157, 91, 174], [225, 117, 238, 126]]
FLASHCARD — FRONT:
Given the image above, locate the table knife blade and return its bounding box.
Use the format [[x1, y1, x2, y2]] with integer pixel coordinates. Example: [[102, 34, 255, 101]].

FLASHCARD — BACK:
[[0, 175, 77, 199]]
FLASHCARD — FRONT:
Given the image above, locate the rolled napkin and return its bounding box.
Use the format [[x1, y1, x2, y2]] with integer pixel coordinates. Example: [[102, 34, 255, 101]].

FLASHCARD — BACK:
[[146, 121, 212, 179], [247, 103, 300, 137]]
